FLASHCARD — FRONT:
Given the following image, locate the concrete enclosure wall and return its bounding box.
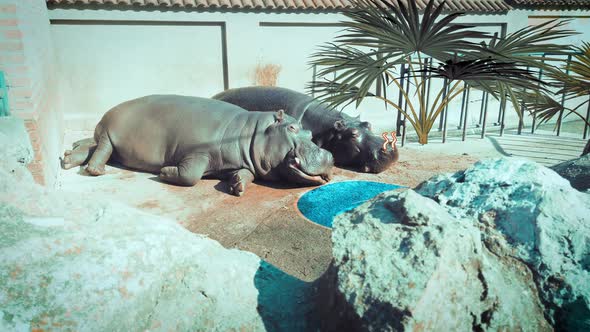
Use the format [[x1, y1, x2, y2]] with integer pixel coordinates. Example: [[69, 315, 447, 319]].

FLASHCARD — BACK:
[[47, 6, 589, 138], [51, 20, 225, 129], [1, 3, 588, 189], [0, 0, 62, 187]]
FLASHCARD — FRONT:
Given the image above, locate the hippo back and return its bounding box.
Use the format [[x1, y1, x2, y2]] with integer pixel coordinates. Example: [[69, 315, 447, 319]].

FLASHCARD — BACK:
[[212, 86, 317, 122], [97, 95, 256, 172]]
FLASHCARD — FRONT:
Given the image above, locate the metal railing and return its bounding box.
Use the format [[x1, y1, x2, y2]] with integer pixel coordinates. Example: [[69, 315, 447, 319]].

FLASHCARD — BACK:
[[311, 52, 590, 146]]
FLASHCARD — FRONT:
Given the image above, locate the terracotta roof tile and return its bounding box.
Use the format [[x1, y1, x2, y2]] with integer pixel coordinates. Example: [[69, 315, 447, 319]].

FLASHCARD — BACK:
[[509, 0, 590, 8], [46, 0, 512, 12]]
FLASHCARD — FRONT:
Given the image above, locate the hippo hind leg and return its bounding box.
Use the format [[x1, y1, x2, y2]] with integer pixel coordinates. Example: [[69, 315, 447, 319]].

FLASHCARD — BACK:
[[228, 169, 254, 197], [62, 145, 97, 170], [72, 137, 96, 150], [86, 131, 113, 176], [159, 154, 209, 186]]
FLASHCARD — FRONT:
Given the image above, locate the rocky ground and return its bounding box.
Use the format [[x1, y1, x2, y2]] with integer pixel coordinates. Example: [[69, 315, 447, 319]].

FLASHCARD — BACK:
[[3, 121, 588, 331], [58, 131, 489, 281], [321, 158, 590, 331]]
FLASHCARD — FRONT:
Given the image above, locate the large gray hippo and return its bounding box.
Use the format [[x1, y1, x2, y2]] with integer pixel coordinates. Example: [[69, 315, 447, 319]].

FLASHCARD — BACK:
[[61, 95, 334, 196], [212, 86, 399, 173]]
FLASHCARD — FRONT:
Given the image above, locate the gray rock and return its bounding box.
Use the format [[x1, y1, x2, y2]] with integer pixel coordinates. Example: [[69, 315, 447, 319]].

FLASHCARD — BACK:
[[325, 158, 589, 331], [417, 158, 590, 330], [0, 167, 268, 331], [551, 154, 590, 191], [328, 189, 551, 331]]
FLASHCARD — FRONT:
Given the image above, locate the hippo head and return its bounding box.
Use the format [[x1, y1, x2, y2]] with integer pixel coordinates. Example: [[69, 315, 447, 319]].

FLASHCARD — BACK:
[[261, 110, 334, 185], [328, 119, 399, 173]]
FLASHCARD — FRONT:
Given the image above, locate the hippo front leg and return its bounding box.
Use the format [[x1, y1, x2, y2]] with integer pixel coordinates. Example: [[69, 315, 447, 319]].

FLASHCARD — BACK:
[[159, 154, 209, 187], [228, 169, 254, 197]]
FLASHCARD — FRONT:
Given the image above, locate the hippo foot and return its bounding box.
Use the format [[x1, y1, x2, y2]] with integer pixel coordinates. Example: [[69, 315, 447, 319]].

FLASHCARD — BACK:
[[159, 166, 179, 181], [228, 169, 254, 197], [86, 165, 105, 176], [61, 150, 73, 170], [229, 181, 245, 197]]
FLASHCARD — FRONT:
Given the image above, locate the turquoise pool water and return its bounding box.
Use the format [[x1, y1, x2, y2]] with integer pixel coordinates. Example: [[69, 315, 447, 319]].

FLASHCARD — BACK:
[[297, 180, 403, 228]]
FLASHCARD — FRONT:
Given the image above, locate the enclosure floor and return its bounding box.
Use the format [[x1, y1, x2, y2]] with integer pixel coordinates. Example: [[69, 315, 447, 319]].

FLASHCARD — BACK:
[[58, 131, 506, 281], [487, 132, 587, 166]]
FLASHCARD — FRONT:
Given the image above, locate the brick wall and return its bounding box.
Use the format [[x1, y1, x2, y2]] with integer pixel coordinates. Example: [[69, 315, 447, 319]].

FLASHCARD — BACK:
[[0, 0, 62, 187]]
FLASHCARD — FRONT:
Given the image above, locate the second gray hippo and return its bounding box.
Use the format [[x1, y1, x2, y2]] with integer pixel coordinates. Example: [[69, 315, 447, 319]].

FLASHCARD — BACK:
[[212, 86, 399, 173], [61, 95, 334, 196]]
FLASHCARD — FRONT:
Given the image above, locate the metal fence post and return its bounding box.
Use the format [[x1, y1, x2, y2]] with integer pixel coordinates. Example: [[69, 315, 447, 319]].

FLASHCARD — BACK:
[[531, 54, 546, 135], [396, 64, 406, 135], [557, 54, 573, 137], [311, 64, 317, 98], [425, 57, 432, 118], [462, 85, 470, 141], [517, 65, 530, 135], [477, 91, 487, 127], [499, 97, 507, 136], [402, 65, 410, 147], [458, 82, 467, 129], [517, 106, 524, 135], [438, 78, 448, 131], [495, 98, 503, 126], [480, 92, 489, 139], [584, 94, 590, 140]]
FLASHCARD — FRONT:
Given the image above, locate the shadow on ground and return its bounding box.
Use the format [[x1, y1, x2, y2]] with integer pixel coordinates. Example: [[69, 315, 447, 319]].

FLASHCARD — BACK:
[[254, 261, 319, 332]]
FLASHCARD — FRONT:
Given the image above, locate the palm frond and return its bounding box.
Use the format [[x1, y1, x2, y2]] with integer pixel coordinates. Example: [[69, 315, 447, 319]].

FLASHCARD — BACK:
[[309, 43, 399, 108], [334, 0, 488, 62], [474, 19, 577, 75], [424, 59, 543, 89]]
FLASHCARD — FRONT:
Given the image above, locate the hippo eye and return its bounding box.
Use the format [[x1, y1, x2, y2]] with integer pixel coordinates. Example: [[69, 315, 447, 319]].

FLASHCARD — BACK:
[[288, 125, 299, 133]]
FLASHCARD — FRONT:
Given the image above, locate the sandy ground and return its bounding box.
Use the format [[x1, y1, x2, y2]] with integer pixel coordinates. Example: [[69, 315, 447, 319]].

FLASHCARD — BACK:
[[58, 131, 500, 281]]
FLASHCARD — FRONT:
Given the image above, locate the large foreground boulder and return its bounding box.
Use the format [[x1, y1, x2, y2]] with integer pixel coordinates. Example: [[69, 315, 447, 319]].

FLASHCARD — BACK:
[[324, 158, 590, 331], [0, 120, 320, 332], [0, 165, 267, 330], [551, 154, 590, 191]]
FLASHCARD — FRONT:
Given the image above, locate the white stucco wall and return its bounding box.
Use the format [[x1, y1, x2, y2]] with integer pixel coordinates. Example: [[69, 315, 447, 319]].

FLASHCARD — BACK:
[[48, 7, 588, 137]]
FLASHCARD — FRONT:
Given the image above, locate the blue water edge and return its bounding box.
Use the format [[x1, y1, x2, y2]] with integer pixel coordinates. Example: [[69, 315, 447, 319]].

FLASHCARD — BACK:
[[297, 180, 404, 228]]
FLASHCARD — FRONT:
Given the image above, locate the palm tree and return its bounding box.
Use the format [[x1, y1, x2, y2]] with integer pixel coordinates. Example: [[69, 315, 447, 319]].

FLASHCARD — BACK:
[[530, 42, 590, 156], [309, 0, 575, 144]]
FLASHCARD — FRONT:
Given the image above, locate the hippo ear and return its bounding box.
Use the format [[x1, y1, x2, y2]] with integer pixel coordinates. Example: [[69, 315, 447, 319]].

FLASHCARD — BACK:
[[334, 120, 346, 131], [274, 109, 285, 123], [360, 121, 372, 131]]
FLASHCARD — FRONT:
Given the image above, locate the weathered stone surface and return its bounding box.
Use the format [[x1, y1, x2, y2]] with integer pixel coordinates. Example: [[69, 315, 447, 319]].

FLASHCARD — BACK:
[[327, 158, 589, 331], [551, 154, 590, 191], [330, 189, 551, 332], [0, 166, 268, 331], [417, 158, 590, 330], [0, 117, 34, 182]]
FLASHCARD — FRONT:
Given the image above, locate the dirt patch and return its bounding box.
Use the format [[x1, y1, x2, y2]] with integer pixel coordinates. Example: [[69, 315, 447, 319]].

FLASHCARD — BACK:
[[136, 200, 160, 210], [58, 134, 483, 282]]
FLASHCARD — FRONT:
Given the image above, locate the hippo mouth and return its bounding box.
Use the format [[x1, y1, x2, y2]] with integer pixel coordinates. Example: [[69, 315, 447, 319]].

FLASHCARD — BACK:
[[288, 157, 331, 185]]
